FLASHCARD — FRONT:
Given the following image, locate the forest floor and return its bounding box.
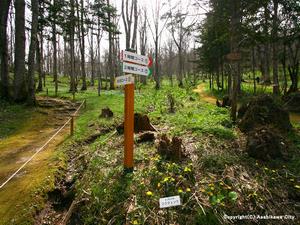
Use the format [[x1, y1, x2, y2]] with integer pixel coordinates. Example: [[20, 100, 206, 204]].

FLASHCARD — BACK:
[[0, 78, 300, 224]]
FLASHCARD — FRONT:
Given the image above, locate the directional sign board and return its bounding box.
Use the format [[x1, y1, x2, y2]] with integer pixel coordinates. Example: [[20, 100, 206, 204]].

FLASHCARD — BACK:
[[121, 50, 149, 66], [115, 75, 134, 87], [123, 62, 149, 76], [226, 52, 242, 61]]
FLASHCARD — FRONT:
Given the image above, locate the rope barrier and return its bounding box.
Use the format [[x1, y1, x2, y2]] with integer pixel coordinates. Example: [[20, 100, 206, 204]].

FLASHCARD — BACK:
[[0, 99, 86, 190]]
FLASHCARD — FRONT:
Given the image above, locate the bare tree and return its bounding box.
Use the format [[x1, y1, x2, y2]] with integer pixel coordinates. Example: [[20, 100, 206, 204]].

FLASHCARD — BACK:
[[121, 0, 138, 50], [146, 0, 169, 89], [165, 1, 195, 87]]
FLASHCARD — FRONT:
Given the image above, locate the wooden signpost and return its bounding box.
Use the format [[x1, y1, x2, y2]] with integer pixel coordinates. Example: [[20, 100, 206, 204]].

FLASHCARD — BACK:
[[119, 50, 152, 173], [226, 52, 242, 61]]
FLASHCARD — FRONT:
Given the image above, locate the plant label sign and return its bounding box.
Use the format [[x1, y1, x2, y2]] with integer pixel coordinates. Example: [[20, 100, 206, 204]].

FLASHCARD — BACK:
[[122, 62, 149, 76], [115, 75, 134, 87], [121, 50, 149, 66], [159, 196, 181, 208]]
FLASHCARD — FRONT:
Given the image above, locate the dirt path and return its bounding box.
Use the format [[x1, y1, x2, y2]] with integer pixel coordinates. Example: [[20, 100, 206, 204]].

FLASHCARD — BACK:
[[193, 83, 217, 104], [0, 97, 79, 224], [193, 83, 300, 124]]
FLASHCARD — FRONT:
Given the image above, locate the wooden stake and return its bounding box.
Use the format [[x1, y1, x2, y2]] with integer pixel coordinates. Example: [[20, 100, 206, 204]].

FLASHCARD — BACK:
[[70, 116, 74, 136], [124, 83, 134, 173]]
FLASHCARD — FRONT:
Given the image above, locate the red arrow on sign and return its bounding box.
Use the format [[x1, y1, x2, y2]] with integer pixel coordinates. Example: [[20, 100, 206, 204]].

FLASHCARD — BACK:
[[148, 56, 153, 67]]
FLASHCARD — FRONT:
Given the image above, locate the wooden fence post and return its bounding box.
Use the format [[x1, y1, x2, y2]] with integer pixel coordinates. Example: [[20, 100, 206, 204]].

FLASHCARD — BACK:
[[70, 116, 74, 135]]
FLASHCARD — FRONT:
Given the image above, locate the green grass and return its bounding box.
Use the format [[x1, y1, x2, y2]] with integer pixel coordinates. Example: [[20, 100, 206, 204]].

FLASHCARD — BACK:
[[0, 100, 34, 139]]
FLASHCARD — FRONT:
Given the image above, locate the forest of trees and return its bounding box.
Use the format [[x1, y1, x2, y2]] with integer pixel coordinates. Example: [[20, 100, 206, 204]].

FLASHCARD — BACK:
[[198, 0, 299, 94], [0, 0, 299, 109]]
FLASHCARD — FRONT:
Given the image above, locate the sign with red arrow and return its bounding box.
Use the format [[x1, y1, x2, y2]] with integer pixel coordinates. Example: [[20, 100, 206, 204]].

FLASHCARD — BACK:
[[122, 62, 150, 76], [121, 51, 153, 76]]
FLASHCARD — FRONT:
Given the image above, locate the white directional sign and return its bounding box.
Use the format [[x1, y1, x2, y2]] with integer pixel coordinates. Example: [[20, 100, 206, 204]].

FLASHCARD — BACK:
[[159, 196, 181, 208], [121, 50, 149, 66], [115, 75, 134, 87], [122, 62, 149, 76]]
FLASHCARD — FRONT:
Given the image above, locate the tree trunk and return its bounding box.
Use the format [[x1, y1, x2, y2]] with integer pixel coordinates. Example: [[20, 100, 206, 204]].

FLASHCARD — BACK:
[[80, 0, 87, 90], [9, 3, 14, 68], [131, 0, 138, 50], [14, 0, 27, 102], [252, 45, 256, 95], [63, 37, 69, 77], [287, 41, 299, 94], [178, 47, 183, 87], [228, 70, 232, 95], [90, 29, 95, 86], [36, 38, 43, 92], [52, 21, 58, 96], [282, 40, 287, 95], [97, 19, 102, 96], [288, 64, 299, 93], [107, 0, 114, 90], [154, 37, 160, 89], [0, 0, 12, 100], [230, 0, 241, 122], [140, 9, 147, 85], [272, 0, 279, 95], [69, 0, 76, 94], [262, 5, 271, 84], [221, 60, 224, 90], [27, 0, 39, 105]]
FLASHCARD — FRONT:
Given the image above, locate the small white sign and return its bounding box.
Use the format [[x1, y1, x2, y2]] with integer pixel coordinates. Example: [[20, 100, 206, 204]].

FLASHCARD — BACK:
[[121, 50, 149, 66], [122, 62, 149, 76], [115, 75, 134, 87], [159, 196, 181, 208]]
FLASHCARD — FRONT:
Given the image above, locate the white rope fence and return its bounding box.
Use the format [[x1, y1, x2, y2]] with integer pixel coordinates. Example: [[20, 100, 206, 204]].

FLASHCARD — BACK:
[[0, 100, 86, 190]]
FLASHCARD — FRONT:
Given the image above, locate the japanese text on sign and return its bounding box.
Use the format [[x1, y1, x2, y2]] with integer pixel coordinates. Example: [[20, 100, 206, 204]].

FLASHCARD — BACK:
[[159, 196, 181, 208]]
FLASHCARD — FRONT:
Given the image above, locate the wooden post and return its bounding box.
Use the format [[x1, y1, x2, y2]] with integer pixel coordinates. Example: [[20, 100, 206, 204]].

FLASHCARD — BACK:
[[124, 83, 134, 173], [72, 92, 75, 101], [70, 115, 74, 135], [46, 88, 48, 96], [84, 99, 86, 109]]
